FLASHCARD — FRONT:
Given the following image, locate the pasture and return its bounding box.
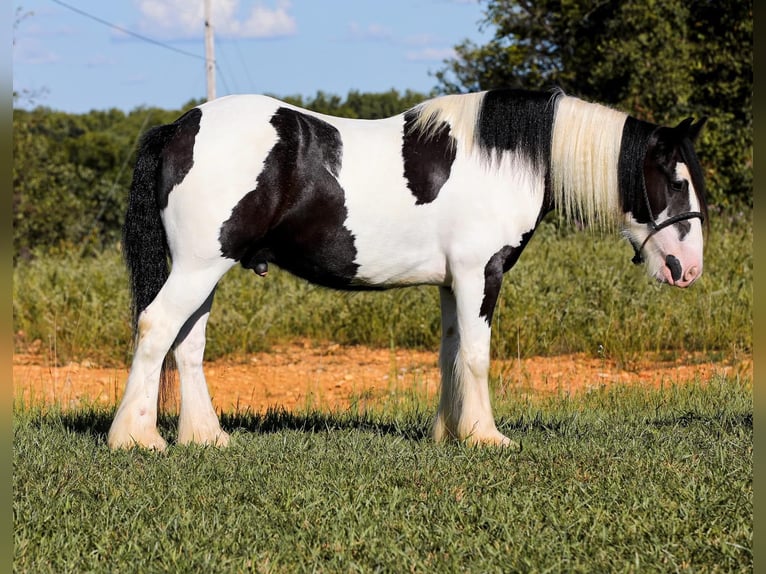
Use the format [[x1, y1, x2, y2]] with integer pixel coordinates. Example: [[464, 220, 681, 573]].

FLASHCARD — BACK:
[[13, 213, 752, 572], [14, 377, 752, 572]]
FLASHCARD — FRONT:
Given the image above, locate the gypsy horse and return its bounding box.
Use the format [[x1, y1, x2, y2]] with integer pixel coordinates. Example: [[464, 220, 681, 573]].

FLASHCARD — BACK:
[[108, 88, 707, 450]]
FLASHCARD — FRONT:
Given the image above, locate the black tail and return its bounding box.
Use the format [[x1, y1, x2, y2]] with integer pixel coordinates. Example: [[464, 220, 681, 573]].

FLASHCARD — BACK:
[[123, 124, 177, 406], [124, 125, 172, 328]]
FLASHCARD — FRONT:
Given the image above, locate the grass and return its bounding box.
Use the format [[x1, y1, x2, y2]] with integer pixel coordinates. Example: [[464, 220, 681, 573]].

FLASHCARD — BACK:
[[14, 374, 751, 573], [12, 212, 752, 366]]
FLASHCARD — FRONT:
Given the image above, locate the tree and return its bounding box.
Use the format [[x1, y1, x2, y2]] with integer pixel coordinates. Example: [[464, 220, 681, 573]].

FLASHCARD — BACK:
[[435, 0, 752, 206], [280, 89, 429, 120], [12, 105, 185, 259]]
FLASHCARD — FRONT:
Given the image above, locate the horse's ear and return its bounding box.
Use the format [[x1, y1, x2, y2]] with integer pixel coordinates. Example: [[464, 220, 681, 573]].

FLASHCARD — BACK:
[[687, 117, 707, 142], [675, 117, 707, 142], [649, 127, 677, 169]]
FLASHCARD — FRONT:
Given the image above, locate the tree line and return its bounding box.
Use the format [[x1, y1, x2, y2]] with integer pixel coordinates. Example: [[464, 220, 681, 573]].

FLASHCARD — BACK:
[[13, 0, 751, 260]]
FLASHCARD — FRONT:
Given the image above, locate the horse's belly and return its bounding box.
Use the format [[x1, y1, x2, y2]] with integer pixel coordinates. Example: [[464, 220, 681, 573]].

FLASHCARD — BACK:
[[351, 237, 447, 287], [263, 229, 444, 289]]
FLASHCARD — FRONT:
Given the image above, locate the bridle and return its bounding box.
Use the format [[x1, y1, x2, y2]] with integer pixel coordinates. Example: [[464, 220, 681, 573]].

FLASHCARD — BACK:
[[630, 182, 705, 265]]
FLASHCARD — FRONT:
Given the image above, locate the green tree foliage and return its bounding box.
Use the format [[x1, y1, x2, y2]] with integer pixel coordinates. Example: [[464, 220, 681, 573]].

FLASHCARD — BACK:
[[281, 89, 430, 119], [12, 91, 428, 259], [435, 0, 752, 207], [13, 104, 190, 259]]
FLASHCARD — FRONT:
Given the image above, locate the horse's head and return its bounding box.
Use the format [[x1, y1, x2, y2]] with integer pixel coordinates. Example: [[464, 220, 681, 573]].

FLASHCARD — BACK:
[[623, 117, 708, 288]]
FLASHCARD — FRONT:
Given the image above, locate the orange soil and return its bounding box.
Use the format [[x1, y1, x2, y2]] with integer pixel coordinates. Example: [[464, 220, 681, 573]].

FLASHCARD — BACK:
[[13, 340, 751, 413]]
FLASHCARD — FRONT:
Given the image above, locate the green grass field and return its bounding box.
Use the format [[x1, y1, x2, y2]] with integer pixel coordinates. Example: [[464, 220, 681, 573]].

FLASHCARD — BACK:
[[14, 375, 751, 572]]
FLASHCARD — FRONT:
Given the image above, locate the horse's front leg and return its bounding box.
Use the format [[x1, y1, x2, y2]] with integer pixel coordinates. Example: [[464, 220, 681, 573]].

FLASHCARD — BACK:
[[433, 279, 514, 448], [175, 289, 230, 447]]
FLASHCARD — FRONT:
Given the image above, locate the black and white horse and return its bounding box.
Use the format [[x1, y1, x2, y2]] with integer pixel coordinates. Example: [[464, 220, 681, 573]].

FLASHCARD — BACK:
[[108, 88, 707, 450]]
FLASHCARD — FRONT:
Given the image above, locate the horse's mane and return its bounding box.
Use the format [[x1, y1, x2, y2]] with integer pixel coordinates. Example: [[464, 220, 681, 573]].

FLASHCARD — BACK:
[[678, 136, 709, 229], [550, 96, 628, 231], [408, 90, 631, 231], [408, 92, 485, 156]]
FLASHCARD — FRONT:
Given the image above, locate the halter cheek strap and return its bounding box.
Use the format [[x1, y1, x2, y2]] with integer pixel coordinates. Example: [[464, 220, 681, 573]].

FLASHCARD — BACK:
[[631, 211, 705, 265]]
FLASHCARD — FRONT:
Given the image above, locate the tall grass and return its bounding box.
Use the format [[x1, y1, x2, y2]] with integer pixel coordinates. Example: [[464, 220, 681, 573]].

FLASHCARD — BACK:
[[14, 374, 752, 572], [13, 212, 751, 366]]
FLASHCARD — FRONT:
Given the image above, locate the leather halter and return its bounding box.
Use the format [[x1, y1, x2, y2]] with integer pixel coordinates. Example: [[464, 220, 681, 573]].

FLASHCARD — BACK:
[[630, 182, 705, 265]]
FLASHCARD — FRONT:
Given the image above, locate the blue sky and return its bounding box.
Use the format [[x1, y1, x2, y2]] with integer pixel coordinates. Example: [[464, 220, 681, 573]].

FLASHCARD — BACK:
[[13, 0, 492, 114]]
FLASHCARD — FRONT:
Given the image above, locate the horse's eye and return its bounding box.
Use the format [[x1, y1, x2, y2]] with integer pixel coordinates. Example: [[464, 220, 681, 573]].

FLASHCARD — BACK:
[[670, 180, 688, 193]]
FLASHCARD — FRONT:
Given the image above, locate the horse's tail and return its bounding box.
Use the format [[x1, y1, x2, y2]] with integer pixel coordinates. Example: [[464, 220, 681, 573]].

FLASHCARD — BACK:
[[123, 124, 176, 408]]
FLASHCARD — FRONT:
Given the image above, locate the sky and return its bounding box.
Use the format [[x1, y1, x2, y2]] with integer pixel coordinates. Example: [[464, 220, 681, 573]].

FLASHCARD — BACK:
[[12, 0, 492, 114]]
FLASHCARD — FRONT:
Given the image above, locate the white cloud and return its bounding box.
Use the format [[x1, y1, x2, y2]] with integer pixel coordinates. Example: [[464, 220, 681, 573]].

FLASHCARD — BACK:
[[121, 74, 149, 86], [13, 36, 61, 65], [14, 47, 61, 65], [405, 47, 456, 62], [347, 22, 394, 42], [135, 0, 296, 39], [13, 20, 75, 65], [403, 33, 440, 47], [87, 55, 117, 68]]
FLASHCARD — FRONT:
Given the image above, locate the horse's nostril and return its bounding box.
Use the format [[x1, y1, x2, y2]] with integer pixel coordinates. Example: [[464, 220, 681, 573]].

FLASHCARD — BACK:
[[665, 255, 682, 282], [685, 266, 699, 282]]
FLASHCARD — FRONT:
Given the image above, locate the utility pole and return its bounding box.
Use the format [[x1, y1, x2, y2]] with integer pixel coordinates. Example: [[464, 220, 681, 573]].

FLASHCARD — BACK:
[[204, 0, 216, 101]]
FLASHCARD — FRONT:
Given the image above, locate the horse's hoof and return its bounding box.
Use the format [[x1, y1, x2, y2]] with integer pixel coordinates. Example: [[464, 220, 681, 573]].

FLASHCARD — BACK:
[[467, 430, 520, 450], [107, 429, 168, 452], [496, 435, 520, 450], [177, 428, 231, 447]]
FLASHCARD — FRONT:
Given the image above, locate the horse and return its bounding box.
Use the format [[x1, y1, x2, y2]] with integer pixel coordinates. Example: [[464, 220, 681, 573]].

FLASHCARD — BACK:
[[107, 88, 708, 451]]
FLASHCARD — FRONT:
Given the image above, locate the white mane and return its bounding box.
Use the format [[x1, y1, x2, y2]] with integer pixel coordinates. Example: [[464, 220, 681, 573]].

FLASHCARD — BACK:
[[408, 92, 485, 155], [551, 96, 628, 230]]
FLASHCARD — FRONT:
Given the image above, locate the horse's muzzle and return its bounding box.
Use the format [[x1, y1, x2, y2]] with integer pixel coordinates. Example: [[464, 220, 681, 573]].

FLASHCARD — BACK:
[[665, 255, 682, 282], [663, 254, 701, 287]]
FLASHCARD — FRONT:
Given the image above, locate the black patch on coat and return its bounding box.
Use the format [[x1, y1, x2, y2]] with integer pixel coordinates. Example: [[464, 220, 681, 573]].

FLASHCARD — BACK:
[[476, 89, 559, 174], [479, 230, 536, 325], [157, 107, 202, 209], [402, 109, 457, 205], [219, 107, 363, 290]]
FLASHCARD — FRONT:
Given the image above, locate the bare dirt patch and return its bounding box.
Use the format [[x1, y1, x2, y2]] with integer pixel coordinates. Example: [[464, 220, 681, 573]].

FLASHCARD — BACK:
[[14, 341, 751, 413]]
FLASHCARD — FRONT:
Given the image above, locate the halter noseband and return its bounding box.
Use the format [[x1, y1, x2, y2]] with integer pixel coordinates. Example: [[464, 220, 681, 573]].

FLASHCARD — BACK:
[[630, 184, 705, 265]]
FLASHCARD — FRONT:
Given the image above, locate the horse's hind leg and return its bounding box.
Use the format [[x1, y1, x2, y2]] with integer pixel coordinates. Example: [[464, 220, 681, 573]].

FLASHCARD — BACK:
[[108, 261, 232, 450], [433, 282, 514, 448], [174, 289, 229, 446]]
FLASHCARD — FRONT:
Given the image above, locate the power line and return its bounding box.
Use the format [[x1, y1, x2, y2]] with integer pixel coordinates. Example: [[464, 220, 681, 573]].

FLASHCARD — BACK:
[[232, 38, 257, 93], [51, 0, 232, 97], [215, 62, 233, 95], [49, 0, 207, 62]]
